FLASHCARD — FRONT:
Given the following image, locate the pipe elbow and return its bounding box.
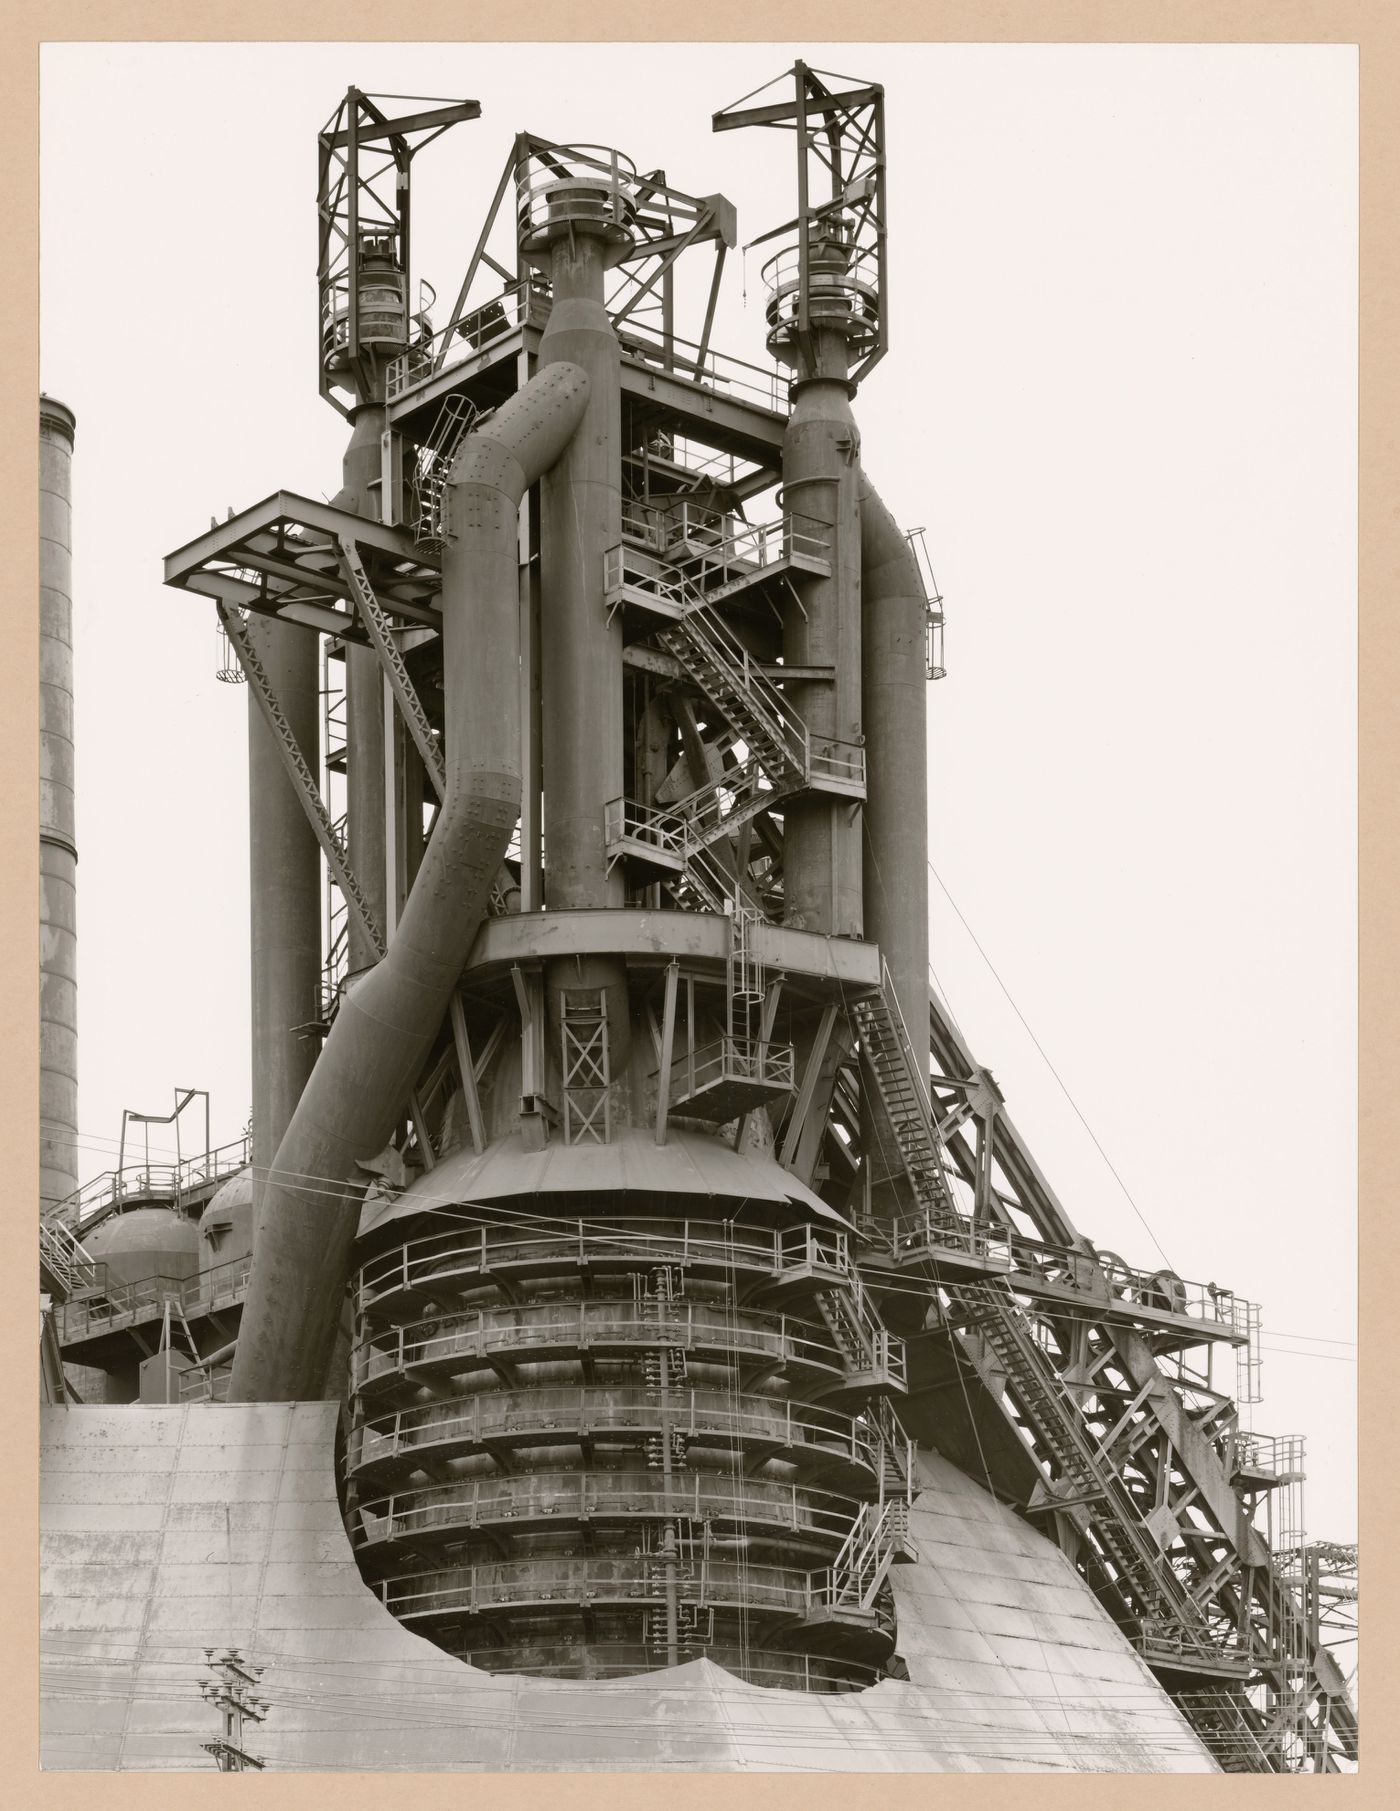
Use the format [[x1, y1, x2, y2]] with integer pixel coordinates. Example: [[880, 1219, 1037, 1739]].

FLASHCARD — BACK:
[[451, 361, 590, 507], [858, 473, 924, 604]]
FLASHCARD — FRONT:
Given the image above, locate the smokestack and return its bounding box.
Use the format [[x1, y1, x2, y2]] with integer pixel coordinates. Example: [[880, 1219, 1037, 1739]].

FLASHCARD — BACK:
[[39, 396, 78, 1210]]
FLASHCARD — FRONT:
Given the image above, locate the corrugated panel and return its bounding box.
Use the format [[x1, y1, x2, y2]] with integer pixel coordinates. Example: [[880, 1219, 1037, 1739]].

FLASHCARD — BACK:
[[39, 1404, 1216, 1773]]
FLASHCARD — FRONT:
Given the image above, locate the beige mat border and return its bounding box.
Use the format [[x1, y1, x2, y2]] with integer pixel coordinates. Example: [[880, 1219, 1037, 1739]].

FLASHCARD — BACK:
[[2, 4, 1389, 1804]]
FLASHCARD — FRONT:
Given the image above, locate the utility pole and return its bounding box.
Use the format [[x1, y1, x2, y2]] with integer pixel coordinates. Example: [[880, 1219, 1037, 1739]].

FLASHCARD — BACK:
[[198, 1648, 268, 1770]]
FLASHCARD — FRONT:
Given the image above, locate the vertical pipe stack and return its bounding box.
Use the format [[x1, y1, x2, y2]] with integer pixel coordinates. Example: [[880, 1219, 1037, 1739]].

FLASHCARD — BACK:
[[337, 402, 389, 967], [39, 397, 79, 1210], [780, 328, 863, 937], [859, 476, 930, 1056], [534, 182, 633, 1081], [247, 616, 321, 1237]]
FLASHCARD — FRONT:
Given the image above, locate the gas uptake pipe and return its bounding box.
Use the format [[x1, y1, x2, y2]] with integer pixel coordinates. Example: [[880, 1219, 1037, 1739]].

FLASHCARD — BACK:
[[858, 474, 930, 1058], [229, 360, 590, 1402]]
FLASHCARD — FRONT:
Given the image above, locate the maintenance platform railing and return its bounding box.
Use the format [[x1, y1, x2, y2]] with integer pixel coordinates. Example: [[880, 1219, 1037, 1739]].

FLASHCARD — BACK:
[[881, 1209, 1252, 1346], [356, 1216, 859, 1317], [44, 1135, 251, 1236], [349, 1385, 888, 1486], [374, 1551, 896, 1640], [352, 1469, 866, 1554], [351, 1300, 892, 1400], [58, 1252, 253, 1347], [665, 1034, 797, 1117], [385, 273, 789, 415]]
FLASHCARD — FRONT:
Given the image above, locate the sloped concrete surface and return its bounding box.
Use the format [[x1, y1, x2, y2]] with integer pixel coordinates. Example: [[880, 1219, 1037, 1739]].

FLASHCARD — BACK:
[[40, 1403, 1215, 1772]]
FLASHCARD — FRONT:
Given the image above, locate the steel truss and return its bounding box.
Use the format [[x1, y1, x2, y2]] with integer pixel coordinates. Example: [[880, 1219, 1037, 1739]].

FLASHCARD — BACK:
[[714, 60, 888, 382], [825, 972, 1359, 1771], [317, 89, 480, 413]]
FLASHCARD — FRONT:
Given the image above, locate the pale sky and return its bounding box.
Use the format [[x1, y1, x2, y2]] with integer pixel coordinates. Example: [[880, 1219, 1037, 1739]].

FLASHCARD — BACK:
[[39, 41, 1357, 1543]]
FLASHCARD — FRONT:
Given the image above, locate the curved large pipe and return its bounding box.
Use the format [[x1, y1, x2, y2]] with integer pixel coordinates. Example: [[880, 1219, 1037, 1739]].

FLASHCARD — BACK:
[[229, 361, 590, 1402], [859, 474, 930, 1062]]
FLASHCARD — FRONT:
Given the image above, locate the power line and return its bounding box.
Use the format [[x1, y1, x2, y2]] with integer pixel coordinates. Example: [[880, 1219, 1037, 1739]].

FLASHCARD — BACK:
[[927, 857, 1175, 1270]]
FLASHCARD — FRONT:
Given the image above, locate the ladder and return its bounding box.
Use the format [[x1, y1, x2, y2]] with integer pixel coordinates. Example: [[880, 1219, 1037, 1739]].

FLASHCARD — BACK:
[[412, 392, 482, 550]]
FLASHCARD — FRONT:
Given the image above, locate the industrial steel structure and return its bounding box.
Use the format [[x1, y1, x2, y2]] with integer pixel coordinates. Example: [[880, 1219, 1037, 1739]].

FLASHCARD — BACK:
[[39, 66, 1357, 1772]]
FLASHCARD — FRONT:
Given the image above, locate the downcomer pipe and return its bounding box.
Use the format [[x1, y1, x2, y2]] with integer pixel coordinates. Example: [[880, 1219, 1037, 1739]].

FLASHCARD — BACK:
[[859, 475, 929, 1062], [229, 361, 590, 1402]]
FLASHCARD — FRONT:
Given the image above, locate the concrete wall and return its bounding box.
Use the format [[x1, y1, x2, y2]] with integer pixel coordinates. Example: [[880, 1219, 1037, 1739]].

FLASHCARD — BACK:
[[40, 1403, 1214, 1772]]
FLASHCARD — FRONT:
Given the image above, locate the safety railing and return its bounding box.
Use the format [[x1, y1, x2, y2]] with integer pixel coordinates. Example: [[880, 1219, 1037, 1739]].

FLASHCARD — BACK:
[[356, 1215, 855, 1316], [664, 507, 830, 591], [816, 1498, 910, 1613], [815, 1285, 908, 1398], [1232, 1433, 1307, 1482], [349, 1384, 883, 1481], [1134, 1622, 1257, 1676], [761, 240, 881, 354], [604, 538, 811, 773], [58, 1252, 253, 1345], [517, 142, 640, 245], [385, 281, 551, 400], [352, 1469, 861, 1552], [616, 318, 789, 414], [667, 1035, 797, 1105], [603, 543, 693, 618], [45, 1136, 252, 1235], [626, 437, 765, 490], [377, 1553, 850, 1625], [351, 1301, 855, 1395], [179, 1363, 232, 1404], [38, 1218, 98, 1297], [604, 774, 773, 869], [669, 596, 804, 761], [887, 1209, 1247, 1338]]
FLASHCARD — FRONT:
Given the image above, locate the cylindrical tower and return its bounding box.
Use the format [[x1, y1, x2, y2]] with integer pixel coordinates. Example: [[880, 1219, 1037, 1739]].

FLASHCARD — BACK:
[[859, 478, 930, 1065], [334, 152, 913, 1692], [247, 615, 321, 1236], [526, 151, 635, 1090], [336, 398, 389, 971], [39, 397, 79, 1210], [344, 1160, 907, 1692], [766, 233, 868, 938]]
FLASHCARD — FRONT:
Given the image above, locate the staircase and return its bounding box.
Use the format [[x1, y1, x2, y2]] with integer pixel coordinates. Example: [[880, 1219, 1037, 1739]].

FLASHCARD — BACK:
[[39, 1217, 97, 1302], [812, 1280, 907, 1398], [817, 1495, 915, 1620], [855, 965, 1221, 1652], [604, 534, 864, 895], [851, 967, 960, 1228], [656, 600, 805, 790]]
